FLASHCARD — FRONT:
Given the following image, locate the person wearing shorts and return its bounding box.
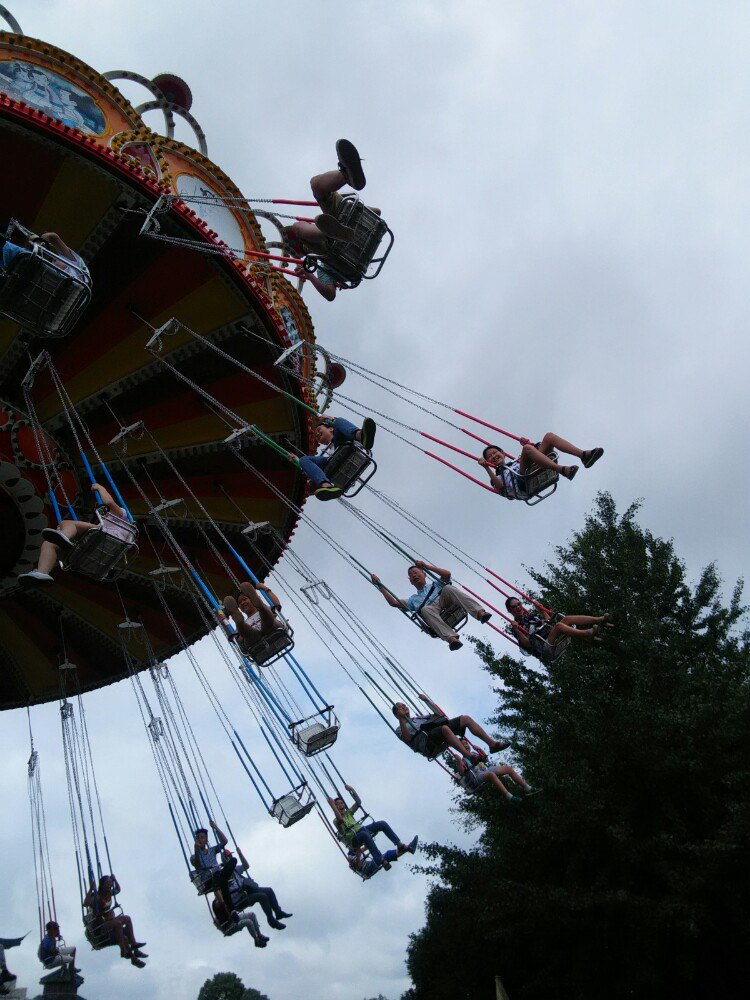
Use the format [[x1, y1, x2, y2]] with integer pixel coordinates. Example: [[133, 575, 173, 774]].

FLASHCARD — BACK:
[[222, 581, 284, 650], [1, 228, 85, 274], [479, 434, 604, 498], [457, 759, 541, 803], [392, 694, 509, 758], [38, 922, 76, 975], [286, 139, 380, 301], [291, 415, 376, 501], [505, 596, 612, 656]]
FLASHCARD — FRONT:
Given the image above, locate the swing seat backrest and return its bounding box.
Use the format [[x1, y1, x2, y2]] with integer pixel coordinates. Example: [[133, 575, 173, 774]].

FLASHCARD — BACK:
[[399, 724, 449, 761], [189, 862, 232, 896], [0, 222, 91, 338], [439, 602, 468, 631], [349, 847, 378, 880], [217, 918, 242, 937], [518, 450, 559, 505], [271, 792, 315, 828], [291, 717, 340, 757], [460, 766, 486, 793], [83, 907, 119, 950], [411, 599, 468, 638], [63, 511, 138, 582], [316, 195, 393, 289], [236, 626, 294, 667], [323, 442, 377, 497]]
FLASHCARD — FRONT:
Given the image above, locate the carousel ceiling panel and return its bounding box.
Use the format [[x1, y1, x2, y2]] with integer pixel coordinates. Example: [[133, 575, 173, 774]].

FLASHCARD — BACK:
[[0, 85, 314, 709]]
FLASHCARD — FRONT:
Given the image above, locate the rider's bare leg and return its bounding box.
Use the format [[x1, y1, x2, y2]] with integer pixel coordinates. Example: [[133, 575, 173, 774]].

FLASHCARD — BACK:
[[310, 170, 346, 207], [37, 520, 97, 573]]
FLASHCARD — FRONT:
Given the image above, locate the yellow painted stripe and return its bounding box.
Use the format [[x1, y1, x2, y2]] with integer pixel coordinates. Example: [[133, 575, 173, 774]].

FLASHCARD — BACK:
[[30, 159, 120, 245], [36, 275, 249, 420]]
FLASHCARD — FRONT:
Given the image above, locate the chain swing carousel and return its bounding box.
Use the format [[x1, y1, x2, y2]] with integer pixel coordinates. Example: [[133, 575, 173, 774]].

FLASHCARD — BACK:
[[0, 10, 337, 994]]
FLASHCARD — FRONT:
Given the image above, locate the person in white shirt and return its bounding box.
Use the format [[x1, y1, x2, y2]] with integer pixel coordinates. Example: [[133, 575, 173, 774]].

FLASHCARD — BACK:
[[478, 435, 604, 500], [371, 560, 490, 651], [222, 581, 284, 644]]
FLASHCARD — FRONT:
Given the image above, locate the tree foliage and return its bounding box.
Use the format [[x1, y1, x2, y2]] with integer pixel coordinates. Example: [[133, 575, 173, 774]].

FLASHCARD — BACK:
[[197, 973, 270, 1000], [404, 494, 750, 1000]]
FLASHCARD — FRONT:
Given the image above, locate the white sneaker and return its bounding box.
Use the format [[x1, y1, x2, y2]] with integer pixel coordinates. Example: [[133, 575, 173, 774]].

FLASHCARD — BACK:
[[18, 570, 54, 585], [42, 527, 73, 548]]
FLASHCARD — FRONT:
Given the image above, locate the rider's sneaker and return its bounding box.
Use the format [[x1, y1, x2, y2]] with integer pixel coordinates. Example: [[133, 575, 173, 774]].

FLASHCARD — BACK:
[[360, 417, 376, 451], [336, 139, 366, 190], [407, 835, 419, 854], [315, 213, 356, 242], [18, 569, 54, 585], [42, 527, 73, 548], [315, 485, 343, 502], [448, 638, 463, 651]]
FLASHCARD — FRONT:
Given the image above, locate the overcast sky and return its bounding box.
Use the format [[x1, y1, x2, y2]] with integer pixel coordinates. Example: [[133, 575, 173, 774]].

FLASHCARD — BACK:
[[2, 3, 749, 999]]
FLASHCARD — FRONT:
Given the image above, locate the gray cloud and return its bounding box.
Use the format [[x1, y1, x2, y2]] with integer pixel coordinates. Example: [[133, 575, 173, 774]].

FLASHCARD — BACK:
[[3, 2, 748, 998]]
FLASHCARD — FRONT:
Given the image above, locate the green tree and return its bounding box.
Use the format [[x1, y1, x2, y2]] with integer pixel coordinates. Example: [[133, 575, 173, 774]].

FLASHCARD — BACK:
[[198, 973, 247, 1000], [242, 989, 271, 1000], [404, 494, 750, 1000]]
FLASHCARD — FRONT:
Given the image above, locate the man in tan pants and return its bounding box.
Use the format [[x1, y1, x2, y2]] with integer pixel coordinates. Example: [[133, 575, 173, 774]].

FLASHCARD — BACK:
[[371, 560, 491, 652]]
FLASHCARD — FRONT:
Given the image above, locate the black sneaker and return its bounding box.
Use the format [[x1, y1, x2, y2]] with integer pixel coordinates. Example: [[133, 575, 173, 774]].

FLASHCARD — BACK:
[[42, 527, 74, 548], [448, 639, 463, 651], [478, 611, 492, 624], [336, 139, 366, 190], [581, 447, 604, 469], [360, 417, 376, 451]]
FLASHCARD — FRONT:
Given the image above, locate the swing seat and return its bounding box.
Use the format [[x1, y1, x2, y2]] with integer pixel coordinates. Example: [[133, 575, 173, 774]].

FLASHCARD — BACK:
[[412, 601, 468, 637], [62, 511, 138, 582], [290, 707, 340, 757], [83, 911, 118, 951], [215, 918, 243, 938], [510, 450, 559, 505], [398, 721, 450, 761], [271, 788, 315, 828], [526, 612, 571, 665], [0, 220, 91, 338], [323, 442, 376, 497], [189, 857, 237, 897], [460, 765, 486, 793], [235, 626, 295, 667], [309, 195, 393, 289], [348, 847, 380, 881]]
